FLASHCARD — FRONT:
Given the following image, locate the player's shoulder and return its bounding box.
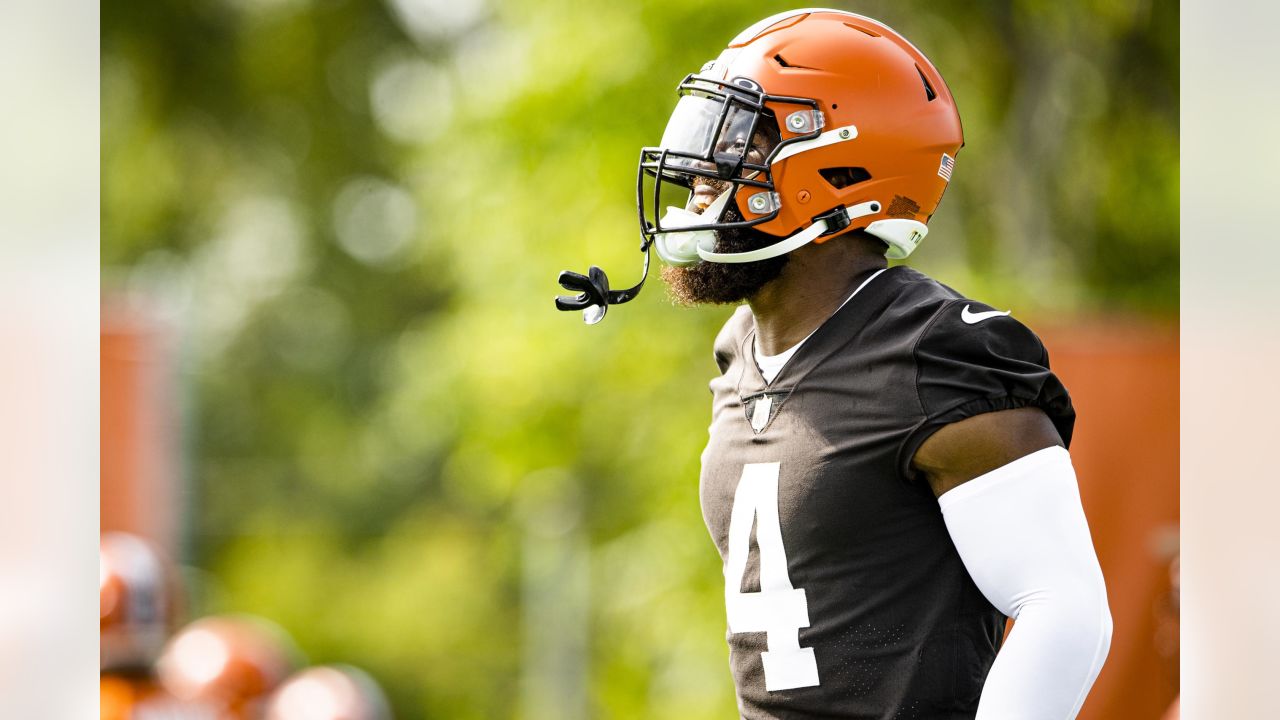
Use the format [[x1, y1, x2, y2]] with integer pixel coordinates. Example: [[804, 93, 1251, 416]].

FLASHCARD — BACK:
[[876, 266, 1045, 360], [862, 265, 966, 343], [886, 267, 1074, 463], [878, 265, 963, 314], [712, 304, 754, 374]]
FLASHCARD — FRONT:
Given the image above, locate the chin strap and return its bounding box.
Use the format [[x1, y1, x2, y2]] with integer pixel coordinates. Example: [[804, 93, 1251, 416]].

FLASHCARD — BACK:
[[696, 200, 882, 264]]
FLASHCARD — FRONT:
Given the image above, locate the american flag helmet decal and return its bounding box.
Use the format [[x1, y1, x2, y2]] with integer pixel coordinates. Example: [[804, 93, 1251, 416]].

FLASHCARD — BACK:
[[938, 153, 955, 181]]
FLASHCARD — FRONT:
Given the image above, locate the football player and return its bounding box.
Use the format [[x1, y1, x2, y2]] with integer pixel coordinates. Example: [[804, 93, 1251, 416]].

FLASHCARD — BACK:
[[100, 532, 211, 720], [557, 8, 1112, 719]]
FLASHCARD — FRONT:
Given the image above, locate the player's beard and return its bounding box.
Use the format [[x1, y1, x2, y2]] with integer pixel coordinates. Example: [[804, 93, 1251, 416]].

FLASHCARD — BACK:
[[660, 202, 789, 305]]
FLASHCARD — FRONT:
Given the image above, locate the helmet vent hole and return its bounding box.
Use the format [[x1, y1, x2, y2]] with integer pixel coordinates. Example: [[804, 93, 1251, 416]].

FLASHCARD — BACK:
[[917, 66, 937, 102], [819, 167, 872, 190], [843, 22, 880, 38], [773, 53, 819, 71]]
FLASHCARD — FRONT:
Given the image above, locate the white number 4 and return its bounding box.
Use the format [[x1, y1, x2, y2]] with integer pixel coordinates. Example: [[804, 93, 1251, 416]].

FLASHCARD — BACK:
[[724, 462, 820, 691]]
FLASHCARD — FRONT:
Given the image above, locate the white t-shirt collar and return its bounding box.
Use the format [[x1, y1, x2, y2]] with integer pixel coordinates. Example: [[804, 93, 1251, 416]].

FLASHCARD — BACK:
[[753, 267, 888, 384]]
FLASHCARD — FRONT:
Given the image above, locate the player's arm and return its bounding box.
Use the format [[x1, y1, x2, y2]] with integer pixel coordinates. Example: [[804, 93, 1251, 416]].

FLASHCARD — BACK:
[[914, 408, 1112, 720]]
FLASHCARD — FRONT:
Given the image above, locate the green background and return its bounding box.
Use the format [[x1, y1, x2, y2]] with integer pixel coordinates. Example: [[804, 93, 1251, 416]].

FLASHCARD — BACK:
[[102, 1, 1177, 717]]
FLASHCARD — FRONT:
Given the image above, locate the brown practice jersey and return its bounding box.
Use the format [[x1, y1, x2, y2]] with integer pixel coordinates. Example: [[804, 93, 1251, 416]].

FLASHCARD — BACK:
[[700, 266, 1075, 719]]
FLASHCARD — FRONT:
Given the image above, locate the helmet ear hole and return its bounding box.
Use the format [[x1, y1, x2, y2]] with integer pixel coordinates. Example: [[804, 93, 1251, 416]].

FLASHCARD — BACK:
[[819, 167, 872, 189]]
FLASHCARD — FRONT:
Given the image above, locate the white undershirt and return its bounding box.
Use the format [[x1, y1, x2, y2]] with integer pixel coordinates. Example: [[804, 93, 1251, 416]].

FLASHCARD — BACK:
[[753, 268, 887, 384]]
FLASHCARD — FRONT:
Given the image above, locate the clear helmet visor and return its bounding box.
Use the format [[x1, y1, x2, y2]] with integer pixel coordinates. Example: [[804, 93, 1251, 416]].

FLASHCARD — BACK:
[[656, 94, 779, 181]]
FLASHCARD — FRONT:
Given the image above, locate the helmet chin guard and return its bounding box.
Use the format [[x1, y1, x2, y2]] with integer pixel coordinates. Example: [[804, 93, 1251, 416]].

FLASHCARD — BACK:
[[652, 188, 734, 266]]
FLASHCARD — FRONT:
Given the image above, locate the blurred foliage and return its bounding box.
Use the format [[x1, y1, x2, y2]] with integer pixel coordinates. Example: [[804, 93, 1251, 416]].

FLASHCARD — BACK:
[[103, 0, 1176, 717]]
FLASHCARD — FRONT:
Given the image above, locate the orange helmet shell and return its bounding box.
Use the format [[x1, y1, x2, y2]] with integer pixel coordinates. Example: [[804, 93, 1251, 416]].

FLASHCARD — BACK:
[[157, 615, 302, 719], [653, 10, 962, 255]]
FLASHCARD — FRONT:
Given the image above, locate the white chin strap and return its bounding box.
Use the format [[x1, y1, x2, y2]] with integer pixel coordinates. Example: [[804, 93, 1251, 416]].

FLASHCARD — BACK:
[[699, 200, 880, 263], [655, 197, 904, 265]]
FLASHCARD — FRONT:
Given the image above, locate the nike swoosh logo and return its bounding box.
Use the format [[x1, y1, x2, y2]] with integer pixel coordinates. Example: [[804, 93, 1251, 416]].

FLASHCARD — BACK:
[[960, 305, 1011, 324]]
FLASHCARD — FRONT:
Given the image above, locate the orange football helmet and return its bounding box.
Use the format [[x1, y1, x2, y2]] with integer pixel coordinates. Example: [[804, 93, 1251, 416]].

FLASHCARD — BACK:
[[641, 9, 963, 264], [264, 665, 392, 720], [100, 532, 178, 673], [156, 615, 302, 720]]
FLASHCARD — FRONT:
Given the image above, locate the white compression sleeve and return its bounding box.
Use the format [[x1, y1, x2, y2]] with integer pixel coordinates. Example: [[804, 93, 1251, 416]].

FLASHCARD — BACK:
[[939, 446, 1113, 720]]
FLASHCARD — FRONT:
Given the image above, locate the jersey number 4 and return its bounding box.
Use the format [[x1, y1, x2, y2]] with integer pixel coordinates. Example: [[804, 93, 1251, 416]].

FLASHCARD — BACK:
[[725, 462, 820, 691]]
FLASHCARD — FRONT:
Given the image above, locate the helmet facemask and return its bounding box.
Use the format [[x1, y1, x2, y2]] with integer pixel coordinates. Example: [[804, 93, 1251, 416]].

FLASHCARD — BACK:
[[638, 74, 798, 266]]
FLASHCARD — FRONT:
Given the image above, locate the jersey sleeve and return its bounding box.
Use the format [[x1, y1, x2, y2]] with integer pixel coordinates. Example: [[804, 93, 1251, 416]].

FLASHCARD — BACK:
[[897, 299, 1075, 480]]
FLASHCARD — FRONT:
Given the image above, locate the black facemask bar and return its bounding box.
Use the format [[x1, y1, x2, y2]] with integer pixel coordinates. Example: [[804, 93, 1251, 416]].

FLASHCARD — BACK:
[[555, 73, 822, 324], [637, 74, 820, 238]]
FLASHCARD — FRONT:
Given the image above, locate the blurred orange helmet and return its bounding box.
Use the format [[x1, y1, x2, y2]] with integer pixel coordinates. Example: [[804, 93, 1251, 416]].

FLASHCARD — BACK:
[[157, 615, 302, 719], [100, 532, 177, 672], [264, 665, 392, 720], [641, 9, 962, 265], [101, 674, 217, 720]]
